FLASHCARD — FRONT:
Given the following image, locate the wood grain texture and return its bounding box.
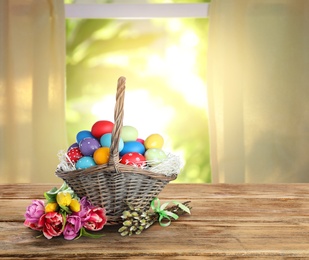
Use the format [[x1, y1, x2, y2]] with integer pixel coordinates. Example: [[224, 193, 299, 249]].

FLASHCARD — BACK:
[[1, 183, 309, 259]]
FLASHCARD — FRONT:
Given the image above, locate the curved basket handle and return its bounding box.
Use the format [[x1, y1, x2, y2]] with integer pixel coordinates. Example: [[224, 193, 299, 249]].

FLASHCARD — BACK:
[[109, 76, 126, 165]]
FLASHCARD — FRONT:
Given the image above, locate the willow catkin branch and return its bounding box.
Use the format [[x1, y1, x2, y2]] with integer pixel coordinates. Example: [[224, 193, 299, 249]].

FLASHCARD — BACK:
[[118, 201, 192, 236]]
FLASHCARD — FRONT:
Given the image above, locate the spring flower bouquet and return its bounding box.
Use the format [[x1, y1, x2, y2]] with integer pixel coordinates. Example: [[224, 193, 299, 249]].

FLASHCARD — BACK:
[[24, 183, 191, 239], [24, 183, 106, 240]]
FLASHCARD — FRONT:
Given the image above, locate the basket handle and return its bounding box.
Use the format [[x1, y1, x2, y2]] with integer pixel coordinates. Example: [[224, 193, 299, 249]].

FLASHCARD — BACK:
[[109, 76, 126, 165]]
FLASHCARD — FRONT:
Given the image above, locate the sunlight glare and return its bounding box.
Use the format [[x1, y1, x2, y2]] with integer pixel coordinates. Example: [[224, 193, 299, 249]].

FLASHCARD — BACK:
[[100, 54, 130, 67], [169, 74, 208, 110], [147, 54, 164, 75], [91, 89, 175, 140], [180, 31, 199, 48], [167, 19, 182, 32], [146, 43, 207, 110]]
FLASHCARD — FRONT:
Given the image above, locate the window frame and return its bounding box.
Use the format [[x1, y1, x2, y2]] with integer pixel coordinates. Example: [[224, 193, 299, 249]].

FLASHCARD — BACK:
[[64, 3, 209, 19]]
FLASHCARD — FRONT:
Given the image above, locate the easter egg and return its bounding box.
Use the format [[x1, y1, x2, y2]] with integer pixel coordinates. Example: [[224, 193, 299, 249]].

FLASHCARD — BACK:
[[119, 141, 145, 156], [145, 148, 167, 166], [120, 152, 146, 167], [121, 126, 138, 142], [91, 120, 114, 138], [136, 138, 144, 145], [66, 147, 83, 163], [79, 137, 101, 156], [144, 134, 164, 149], [67, 142, 79, 151], [100, 133, 124, 152], [76, 130, 95, 143], [93, 147, 110, 165], [76, 156, 96, 169]]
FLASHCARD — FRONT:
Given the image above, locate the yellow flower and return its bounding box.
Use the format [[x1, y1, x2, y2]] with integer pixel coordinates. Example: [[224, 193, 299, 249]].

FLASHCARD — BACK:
[[45, 202, 58, 213], [69, 199, 81, 213], [56, 191, 72, 207]]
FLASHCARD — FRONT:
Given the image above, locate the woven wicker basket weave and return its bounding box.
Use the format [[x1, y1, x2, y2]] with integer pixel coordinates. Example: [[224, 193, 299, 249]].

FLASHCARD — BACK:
[[55, 76, 177, 225]]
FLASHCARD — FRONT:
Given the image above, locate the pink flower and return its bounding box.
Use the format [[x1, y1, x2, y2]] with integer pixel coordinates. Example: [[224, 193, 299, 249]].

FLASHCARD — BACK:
[[37, 212, 63, 239], [74, 197, 93, 225], [83, 207, 107, 231], [24, 200, 45, 231], [63, 215, 82, 240], [24, 219, 42, 231]]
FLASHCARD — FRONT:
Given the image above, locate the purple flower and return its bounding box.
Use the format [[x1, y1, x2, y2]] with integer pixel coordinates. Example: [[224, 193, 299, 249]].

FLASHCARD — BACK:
[[80, 197, 93, 210], [24, 200, 45, 230], [63, 215, 82, 240], [74, 197, 93, 225]]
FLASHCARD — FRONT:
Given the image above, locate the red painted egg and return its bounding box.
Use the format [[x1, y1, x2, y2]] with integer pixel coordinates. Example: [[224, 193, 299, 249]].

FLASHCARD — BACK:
[[66, 147, 83, 163], [120, 152, 146, 167], [91, 120, 114, 138]]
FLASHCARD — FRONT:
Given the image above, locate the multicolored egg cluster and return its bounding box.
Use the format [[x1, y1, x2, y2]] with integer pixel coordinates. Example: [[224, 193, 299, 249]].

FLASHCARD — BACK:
[[66, 120, 167, 170]]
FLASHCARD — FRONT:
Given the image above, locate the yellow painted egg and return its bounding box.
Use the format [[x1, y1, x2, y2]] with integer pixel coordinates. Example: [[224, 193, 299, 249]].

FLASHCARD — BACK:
[[144, 134, 164, 150]]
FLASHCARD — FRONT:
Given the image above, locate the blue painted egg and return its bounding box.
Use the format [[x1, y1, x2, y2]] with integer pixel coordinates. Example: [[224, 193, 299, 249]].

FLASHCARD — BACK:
[[76, 130, 95, 143], [76, 156, 96, 169], [100, 133, 124, 152], [120, 141, 145, 156]]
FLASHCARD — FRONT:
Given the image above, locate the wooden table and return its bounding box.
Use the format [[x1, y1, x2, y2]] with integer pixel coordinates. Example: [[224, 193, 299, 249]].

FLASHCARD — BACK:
[[1, 183, 309, 259]]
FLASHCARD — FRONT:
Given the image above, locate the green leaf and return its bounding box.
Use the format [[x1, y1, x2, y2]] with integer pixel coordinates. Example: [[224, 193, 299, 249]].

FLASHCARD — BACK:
[[45, 183, 77, 201], [78, 227, 105, 239], [60, 205, 72, 215], [46, 183, 68, 196], [44, 192, 50, 201], [75, 230, 83, 240], [61, 211, 67, 232], [44, 192, 56, 203], [46, 187, 58, 196]]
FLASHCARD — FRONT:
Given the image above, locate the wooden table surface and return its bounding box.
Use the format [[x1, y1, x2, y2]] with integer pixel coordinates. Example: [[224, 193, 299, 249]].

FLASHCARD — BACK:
[[1, 183, 309, 259]]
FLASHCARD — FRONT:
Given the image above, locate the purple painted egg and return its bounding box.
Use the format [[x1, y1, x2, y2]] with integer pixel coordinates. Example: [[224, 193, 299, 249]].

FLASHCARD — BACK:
[[67, 142, 79, 151], [79, 137, 101, 156]]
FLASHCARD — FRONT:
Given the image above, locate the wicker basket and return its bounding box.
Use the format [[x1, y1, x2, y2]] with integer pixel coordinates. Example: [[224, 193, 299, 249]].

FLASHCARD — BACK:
[[55, 76, 177, 225]]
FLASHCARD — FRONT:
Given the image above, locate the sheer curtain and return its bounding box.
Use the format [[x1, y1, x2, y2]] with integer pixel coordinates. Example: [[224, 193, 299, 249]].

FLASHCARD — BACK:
[[207, 0, 309, 183], [0, 0, 67, 183]]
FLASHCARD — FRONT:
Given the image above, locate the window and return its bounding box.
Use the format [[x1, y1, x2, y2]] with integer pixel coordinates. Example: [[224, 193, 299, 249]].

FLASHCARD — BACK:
[[65, 0, 211, 183]]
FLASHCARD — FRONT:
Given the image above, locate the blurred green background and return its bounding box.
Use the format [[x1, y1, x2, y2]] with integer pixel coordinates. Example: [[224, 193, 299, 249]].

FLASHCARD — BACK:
[[65, 0, 211, 183]]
